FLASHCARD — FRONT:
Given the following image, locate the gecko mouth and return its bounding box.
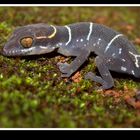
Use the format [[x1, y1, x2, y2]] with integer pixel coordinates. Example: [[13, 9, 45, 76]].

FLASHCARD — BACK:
[[2, 45, 51, 56], [2, 47, 34, 56]]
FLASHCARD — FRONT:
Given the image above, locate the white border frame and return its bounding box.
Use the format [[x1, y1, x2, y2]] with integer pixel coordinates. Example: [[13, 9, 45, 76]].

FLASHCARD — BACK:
[[0, 4, 140, 6]]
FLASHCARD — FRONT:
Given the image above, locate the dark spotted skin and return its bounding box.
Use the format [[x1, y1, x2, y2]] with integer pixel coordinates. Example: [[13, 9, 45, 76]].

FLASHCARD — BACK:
[[2, 22, 140, 90]]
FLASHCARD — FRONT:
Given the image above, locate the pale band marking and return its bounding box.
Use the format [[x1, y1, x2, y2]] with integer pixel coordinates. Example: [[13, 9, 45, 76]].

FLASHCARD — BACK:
[[119, 48, 122, 54], [122, 59, 126, 62], [132, 70, 135, 75], [112, 53, 115, 57], [59, 43, 62, 46], [39, 46, 55, 50], [87, 22, 93, 41], [129, 51, 140, 68], [97, 38, 101, 45], [36, 36, 47, 39], [121, 66, 127, 71], [104, 34, 123, 52], [21, 47, 35, 52], [36, 25, 57, 39], [39, 46, 47, 49], [48, 25, 57, 39], [65, 26, 72, 46]]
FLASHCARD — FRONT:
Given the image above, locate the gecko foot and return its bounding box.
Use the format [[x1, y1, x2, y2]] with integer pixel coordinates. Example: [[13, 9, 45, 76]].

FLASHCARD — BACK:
[[57, 62, 70, 73], [84, 72, 113, 90], [57, 62, 72, 77], [84, 72, 96, 80]]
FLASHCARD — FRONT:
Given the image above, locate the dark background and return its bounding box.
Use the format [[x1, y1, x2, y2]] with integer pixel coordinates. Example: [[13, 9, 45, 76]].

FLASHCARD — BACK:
[[0, 0, 140, 4]]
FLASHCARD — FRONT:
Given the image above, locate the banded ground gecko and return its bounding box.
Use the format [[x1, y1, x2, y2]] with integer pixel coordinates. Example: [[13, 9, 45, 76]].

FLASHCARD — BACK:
[[2, 22, 140, 89]]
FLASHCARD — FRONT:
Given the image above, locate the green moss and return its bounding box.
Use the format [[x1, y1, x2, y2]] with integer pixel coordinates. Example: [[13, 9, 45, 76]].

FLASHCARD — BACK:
[[0, 7, 140, 128]]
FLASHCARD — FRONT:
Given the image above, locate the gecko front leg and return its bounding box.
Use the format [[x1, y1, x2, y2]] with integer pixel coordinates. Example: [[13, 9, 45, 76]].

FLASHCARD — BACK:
[[57, 49, 90, 77], [85, 56, 114, 90]]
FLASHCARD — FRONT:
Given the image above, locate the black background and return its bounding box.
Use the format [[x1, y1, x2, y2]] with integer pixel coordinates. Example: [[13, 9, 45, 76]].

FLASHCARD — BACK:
[[0, 0, 140, 4], [0, 130, 139, 139]]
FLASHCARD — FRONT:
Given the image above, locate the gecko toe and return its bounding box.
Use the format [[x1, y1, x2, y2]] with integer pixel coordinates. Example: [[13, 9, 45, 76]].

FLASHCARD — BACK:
[[84, 72, 96, 80], [61, 73, 71, 78], [57, 62, 70, 73]]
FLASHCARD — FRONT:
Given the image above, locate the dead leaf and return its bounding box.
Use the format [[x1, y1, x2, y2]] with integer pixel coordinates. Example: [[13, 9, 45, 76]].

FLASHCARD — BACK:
[[95, 16, 107, 24], [104, 90, 120, 97], [124, 95, 136, 107], [134, 38, 140, 45], [55, 56, 69, 63], [71, 71, 82, 83], [125, 24, 135, 31], [134, 101, 140, 109], [121, 24, 135, 33]]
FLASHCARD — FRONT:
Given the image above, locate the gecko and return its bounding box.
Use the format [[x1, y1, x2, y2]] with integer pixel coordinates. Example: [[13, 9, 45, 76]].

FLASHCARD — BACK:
[[2, 22, 140, 90]]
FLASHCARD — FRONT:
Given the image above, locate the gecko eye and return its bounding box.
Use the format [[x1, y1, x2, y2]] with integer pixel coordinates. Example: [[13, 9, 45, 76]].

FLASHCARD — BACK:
[[20, 37, 33, 48]]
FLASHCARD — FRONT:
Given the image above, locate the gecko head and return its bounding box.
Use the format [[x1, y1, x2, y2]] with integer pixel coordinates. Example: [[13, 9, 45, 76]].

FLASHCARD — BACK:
[[2, 23, 57, 56]]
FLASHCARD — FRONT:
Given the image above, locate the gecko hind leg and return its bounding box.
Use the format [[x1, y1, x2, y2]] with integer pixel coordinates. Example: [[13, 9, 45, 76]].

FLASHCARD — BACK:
[[85, 72, 104, 84], [85, 56, 114, 90]]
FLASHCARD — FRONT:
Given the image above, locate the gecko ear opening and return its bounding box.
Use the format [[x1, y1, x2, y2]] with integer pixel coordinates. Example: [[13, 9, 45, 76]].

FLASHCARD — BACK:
[[20, 37, 33, 48]]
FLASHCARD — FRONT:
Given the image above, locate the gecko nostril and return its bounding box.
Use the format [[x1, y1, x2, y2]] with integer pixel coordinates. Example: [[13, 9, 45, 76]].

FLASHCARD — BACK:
[[1, 45, 15, 56], [0, 48, 4, 55], [1, 46, 7, 56]]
